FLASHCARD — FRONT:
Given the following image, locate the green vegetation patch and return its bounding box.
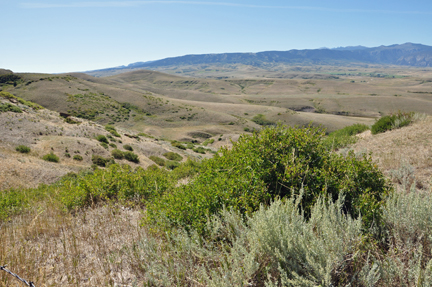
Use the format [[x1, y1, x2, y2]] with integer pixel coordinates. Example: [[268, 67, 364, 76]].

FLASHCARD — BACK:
[[16, 145, 31, 153], [105, 125, 121, 137], [92, 155, 109, 167], [165, 161, 180, 170], [0, 91, 43, 110], [202, 139, 215, 146], [123, 151, 139, 163], [146, 124, 390, 234], [96, 135, 109, 144], [0, 102, 22, 113], [163, 152, 183, 161], [323, 123, 369, 150], [123, 144, 133, 151], [371, 111, 424, 135], [150, 155, 166, 166], [73, 155, 83, 161], [252, 114, 276, 126], [0, 74, 21, 85], [171, 141, 187, 150], [111, 149, 124, 160], [192, 147, 206, 154], [42, 153, 59, 163], [66, 92, 133, 122]]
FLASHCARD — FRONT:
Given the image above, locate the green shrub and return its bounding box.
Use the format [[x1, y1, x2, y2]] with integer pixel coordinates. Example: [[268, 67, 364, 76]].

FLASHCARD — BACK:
[[138, 132, 154, 139], [42, 153, 59, 163], [96, 135, 109, 143], [192, 147, 206, 154], [123, 144, 133, 151], [109, 143, 117, 148], [186, 143, 195, 149], [371, 111, 417, 135], [73, 155, 83, 161], [92, 155, 108, 167], [111, 149, 124, 160], [170, 159, 202, 180], [100, 142, 109, 149], [252, 114, 275, 126], [371, 115, 395, 134], [165, 161, 180, 170], [0, 91, 43, 110], [323, 123, 369, 150], [249, 196, 363, 286], [163, 152, 183, 161], [0, 103, 22, 113], [171, 141, 186, 150], [202, 139, 215, 146], [65, 153, 71, 158], [135, 195, 362, 286], [64, 117, 80, 124], [149, 155, 165, 166], [105, 125, 121, 137], [58, 164, 174, 210], [146, 124, 390, 234], [16, 145, 31, 153], [123, 151, 139, 163]]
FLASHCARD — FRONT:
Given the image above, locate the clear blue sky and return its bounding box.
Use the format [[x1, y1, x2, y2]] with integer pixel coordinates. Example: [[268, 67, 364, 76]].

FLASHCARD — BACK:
[[2, 0, 432, 73]]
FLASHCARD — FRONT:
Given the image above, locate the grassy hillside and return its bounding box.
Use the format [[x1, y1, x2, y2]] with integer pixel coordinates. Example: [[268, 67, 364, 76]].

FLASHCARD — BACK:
[[4, 66, 432, 145]]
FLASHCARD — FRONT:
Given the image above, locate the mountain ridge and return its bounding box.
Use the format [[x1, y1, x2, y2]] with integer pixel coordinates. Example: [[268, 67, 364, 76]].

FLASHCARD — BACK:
[[86, 43, 432, 77]]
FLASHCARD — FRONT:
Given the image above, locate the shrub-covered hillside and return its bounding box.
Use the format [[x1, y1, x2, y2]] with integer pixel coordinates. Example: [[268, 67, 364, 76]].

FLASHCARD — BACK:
[[2, 120, 432, 286]]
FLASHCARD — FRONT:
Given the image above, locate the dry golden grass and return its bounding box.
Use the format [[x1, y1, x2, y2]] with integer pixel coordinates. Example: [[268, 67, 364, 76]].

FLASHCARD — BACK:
[[0, 203, 147, 286], [351, 116, 432, 190]]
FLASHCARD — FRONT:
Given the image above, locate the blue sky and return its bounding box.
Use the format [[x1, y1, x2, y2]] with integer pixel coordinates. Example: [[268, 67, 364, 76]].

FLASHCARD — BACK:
[[2, 0, 432, 73]]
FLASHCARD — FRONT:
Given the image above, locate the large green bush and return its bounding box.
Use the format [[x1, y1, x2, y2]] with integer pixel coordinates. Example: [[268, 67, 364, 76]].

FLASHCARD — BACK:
[[146, 125, 390, 233]]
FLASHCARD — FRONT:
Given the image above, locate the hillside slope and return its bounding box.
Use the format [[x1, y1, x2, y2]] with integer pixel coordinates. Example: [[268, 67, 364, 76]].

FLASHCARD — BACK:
[[351, 116, 432, 191], [0, 92, 212, 190]]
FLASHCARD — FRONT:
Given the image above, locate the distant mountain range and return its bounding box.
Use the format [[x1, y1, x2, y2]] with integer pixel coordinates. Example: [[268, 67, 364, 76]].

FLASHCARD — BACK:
[[86, 43, 432, 76]]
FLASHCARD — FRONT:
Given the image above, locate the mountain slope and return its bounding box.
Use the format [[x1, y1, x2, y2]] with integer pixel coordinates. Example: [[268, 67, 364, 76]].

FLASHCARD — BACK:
[[86, 43, 432, 77]]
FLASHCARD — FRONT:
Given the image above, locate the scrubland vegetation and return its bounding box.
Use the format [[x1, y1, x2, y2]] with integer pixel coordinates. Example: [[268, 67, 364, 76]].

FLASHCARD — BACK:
[[2, 117, 432, 286], [2, 67, 432, 285]]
